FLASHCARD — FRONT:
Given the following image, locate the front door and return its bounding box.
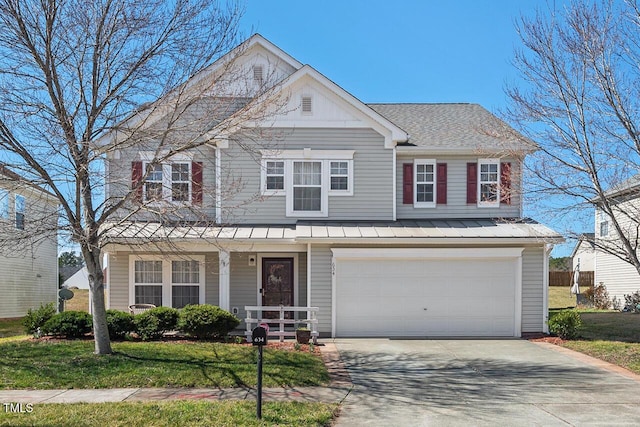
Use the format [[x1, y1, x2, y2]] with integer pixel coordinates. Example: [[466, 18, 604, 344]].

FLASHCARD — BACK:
[[262, 258, 294, 318]]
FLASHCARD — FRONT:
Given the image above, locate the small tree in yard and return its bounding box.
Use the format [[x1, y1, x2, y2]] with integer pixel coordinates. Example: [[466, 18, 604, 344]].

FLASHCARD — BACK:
[[506, 0, 640, 276], [0, 1, 285, 354]]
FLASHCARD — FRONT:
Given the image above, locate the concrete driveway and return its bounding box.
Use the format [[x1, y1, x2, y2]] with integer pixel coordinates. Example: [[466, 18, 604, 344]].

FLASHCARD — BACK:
[[334, 339, 640, 426]]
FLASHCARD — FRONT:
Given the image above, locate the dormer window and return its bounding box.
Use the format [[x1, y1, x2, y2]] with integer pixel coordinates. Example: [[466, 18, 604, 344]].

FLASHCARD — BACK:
[[301, 96, 312, 114]]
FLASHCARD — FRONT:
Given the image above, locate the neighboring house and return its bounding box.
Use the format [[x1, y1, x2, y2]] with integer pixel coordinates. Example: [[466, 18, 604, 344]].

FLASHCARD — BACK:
[[594, 176, 640, 305], [571, 233, 595, 272], [62, 267, 89, 290], [0, 164, 58, 318], [101, 35, 562, 337]]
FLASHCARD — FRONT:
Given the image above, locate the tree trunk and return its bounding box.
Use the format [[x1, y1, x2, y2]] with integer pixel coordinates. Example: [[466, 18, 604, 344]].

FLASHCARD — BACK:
[[84, 248, 112, 355]]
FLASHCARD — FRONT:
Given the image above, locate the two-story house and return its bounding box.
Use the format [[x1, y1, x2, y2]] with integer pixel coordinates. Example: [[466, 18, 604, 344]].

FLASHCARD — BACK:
[[0, 164, 58, 318], [101, 35, 561, 337], [593, 176, 640, 305]]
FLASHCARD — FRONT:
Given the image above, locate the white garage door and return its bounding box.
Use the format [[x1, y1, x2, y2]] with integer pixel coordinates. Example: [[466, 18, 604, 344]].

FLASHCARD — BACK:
[[335, 254, 519, 337]]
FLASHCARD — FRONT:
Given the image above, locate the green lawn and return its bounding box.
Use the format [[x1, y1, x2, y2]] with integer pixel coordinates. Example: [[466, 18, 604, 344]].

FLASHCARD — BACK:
[[550, 309, 640, 375], [0, 340, 329, 389], [0, 318, 25, 338], [548, 286, 577, 309], [0, 401, 337, 427]]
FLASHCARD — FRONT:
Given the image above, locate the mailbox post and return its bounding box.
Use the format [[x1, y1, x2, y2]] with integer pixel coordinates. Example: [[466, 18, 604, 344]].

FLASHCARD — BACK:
[[252, 325, 268, 419]]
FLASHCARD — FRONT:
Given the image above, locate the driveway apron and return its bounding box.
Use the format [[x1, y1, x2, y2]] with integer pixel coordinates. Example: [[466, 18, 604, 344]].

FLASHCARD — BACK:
[[334, 339, 640, 426]]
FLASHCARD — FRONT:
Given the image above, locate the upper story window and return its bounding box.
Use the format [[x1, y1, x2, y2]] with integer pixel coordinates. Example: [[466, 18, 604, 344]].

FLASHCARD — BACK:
[[292, 161, 322, 212], [0, 189, 8, 219], [478, 159, 500, 207], [143, 162, 192, 203], [264, 160, 285, 194], [261, 149, 355, 217], [15, 194, 25, 230], [414, 159, 436, 208], [133, 154, 202, 206], [599, 210, 609, 237]]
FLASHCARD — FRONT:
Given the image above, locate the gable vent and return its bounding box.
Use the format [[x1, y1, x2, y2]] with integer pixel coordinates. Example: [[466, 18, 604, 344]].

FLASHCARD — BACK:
[[301, 96, 312, 114], [253, 65, 263, 82]]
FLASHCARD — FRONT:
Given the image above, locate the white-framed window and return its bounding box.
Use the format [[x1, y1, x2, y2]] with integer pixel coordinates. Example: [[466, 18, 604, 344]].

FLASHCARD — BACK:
[[478, 159, 500, 207], [133, 260, 163, 306], [261, 149, 355, 217], [0, 189, 8, 219], [292, 161, 322, 212], [15, 194, 25, 230], [143, 161, 192, 204], [414, 159, 436, 208], [261, 160, 285, 195], [171, 260, 200, 309], [130, 256, 205, 309], [329, 161, 353, 195], [171, 163, 191, 202], [599, 210, 609, 237]]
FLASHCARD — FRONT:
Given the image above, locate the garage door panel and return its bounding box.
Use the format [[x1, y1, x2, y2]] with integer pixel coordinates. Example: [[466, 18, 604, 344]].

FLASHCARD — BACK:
[[336, 257, 517, 337]]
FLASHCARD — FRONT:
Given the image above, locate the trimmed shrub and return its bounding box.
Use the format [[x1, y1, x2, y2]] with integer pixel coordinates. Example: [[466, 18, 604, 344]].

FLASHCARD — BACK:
[[623, 291, 640, 313], [134, 306, 179, 341], [22, 302, 56, 336], [42, 311, 93, 338], [178, 304, 240, 339], [106, 309, 135, 340], [548, 309, 582, 339]]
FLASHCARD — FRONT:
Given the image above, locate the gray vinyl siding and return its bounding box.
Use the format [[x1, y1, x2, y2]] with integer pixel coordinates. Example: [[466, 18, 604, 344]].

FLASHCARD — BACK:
[[107, 252, 220, 312], [105, 145, 217, 222], [298, 252, 307, 306], [230, 253, 257, 328], [521, 246, 544, 333], [221, 128, 394, 224], [396, 156, 522, 219], [205, 253, 219, 306], [309, 245, 333, 335]]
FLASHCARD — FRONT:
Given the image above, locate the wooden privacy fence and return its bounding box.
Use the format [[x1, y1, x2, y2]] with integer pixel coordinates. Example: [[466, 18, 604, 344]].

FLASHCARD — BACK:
[[549, 271, 594, 287]]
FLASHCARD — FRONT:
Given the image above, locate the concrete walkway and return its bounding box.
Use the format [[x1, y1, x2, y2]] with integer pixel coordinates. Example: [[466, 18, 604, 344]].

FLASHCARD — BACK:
[[0, 343, 352, 405]]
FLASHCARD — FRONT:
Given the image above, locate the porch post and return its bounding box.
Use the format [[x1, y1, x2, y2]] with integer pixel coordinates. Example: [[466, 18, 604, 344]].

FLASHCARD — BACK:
[[219, 249, 230, 310]]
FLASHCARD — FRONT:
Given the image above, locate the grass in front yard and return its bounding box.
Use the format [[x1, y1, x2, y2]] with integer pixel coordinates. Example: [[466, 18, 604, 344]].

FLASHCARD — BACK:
[[548, 310, 640, 375], [548, 286, 577, 309], [0, 318, 25, 338], [64, 289, 90, 312], [0, 401, 337, 427], [0, 340, 329, 389], [562, 340, 640, 375]]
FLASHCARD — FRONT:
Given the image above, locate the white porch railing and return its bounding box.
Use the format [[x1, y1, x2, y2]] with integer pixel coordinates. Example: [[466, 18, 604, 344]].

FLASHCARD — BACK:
[[244, 305, 319, 344]]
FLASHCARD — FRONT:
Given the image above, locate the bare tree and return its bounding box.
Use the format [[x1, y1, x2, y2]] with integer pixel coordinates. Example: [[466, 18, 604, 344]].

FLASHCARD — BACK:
[[0, 0, 287, 354], [505, 0, 640, 274]]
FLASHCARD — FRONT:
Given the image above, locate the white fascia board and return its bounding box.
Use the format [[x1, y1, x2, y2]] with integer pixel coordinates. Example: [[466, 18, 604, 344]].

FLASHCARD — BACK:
[[103, 241, 306, 253], [331, 247, 525, 259]]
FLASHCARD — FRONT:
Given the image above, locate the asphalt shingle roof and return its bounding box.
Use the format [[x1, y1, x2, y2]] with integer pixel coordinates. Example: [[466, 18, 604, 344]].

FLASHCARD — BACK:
[[368, 103, 534, 151]]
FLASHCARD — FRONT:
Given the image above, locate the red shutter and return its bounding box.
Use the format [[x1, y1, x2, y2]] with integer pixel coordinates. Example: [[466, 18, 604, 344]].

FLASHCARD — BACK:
[[131, 161, 143, 202], [192, 161, 203, 205], [466, 163, 477, 204], [501, 162, 512, 205], [403, 163, 413, 204], [436, 163, 447, 205]]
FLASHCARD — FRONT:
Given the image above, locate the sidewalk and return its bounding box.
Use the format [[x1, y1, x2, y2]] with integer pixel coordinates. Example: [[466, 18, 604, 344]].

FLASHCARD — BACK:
[[0, 342, 353, 405]]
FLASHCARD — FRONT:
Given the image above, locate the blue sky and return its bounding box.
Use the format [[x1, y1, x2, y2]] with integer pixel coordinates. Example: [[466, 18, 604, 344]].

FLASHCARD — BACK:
[[241, 0, 577, 256]]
